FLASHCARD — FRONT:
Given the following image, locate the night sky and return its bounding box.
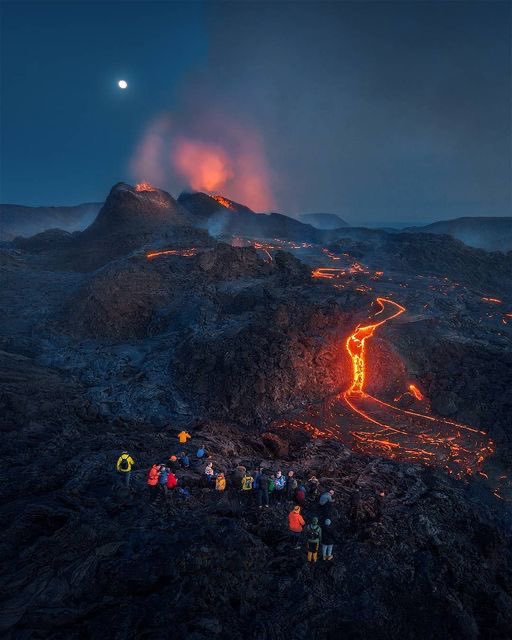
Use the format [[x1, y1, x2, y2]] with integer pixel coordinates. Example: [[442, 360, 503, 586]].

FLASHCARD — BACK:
[[1, 0, 511, 224]]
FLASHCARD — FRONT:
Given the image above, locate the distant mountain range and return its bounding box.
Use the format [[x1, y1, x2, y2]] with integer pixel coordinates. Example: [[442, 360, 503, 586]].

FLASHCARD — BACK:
[[2, 189, 510, 252], [298, 213, 349, 229], [405, 217, 512, 252], [0, 202, 102, 241]]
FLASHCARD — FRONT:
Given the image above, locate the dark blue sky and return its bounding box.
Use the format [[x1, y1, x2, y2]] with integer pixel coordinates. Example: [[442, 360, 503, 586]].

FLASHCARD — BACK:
[[1, 0, 511, 223]]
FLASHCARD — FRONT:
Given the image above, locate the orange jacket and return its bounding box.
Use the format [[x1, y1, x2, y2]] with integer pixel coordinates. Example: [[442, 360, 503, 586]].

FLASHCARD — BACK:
[[216, 476, 226, 491], [147, 465, 159, 486], [177, 431, 191, 444], [288, 510, 305, 533]]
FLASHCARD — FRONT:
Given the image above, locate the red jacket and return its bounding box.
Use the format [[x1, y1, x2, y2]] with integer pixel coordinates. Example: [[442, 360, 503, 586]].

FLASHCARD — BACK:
[[166, 472, 177, 489], [147, 465, 159, 486], [288, 510, 305, 533]]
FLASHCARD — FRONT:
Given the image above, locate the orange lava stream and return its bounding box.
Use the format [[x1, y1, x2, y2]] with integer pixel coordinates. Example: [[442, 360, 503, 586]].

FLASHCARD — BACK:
[[345, 297, 405, 394], [146, 248, 198, 260]]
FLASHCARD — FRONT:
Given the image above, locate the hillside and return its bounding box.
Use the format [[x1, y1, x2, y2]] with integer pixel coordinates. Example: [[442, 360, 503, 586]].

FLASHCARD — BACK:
[[405, 216, 512, 252]]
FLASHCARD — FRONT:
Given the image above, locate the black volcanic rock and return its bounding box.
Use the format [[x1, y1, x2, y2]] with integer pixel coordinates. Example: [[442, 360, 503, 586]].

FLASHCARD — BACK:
[[299, 212, 349, 229], [178, 191, 255, 219]]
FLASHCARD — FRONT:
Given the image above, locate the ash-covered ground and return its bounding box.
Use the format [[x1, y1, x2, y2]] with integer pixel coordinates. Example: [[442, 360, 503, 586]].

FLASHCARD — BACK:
[[1, 183, 511, 639]]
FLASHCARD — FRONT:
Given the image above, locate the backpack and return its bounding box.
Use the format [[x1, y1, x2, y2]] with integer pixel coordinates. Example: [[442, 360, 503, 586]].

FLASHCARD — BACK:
[[242, 475, 253, 490], [119, 455, 129, 471]]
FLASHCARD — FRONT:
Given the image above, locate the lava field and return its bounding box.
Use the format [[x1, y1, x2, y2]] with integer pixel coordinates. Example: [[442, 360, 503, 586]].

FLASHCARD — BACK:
[[1, 183, 511, 639]]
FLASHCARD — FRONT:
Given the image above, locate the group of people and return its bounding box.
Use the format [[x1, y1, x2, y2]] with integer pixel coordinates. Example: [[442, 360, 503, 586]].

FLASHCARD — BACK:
[[288, 507, 335, 562], [115, 432, 338, 562]]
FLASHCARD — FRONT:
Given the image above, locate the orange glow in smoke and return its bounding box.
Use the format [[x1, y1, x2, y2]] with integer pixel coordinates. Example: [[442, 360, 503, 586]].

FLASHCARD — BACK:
[[173, 138, 234, 193]]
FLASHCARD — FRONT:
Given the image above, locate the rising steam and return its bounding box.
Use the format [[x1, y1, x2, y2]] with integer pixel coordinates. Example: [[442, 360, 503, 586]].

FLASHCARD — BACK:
[[130, 112, 275, 212]]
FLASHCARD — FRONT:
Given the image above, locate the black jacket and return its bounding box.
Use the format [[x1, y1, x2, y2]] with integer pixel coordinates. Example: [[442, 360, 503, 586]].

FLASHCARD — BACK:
[[321, 523, 335, 545]]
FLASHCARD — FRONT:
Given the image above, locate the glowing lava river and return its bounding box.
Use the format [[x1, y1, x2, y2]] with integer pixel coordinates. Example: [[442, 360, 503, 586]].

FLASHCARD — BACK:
[[273, 296, 495, 479]]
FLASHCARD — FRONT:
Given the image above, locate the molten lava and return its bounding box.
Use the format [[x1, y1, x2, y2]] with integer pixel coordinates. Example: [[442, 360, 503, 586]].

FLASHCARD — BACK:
[[273, 293, 495, 479], [146, 248, 198, 260], [210, 195, 237, 211], [135, 182, 158, 192], [408, 384, 424, 401], [345, 298, 405, 394]]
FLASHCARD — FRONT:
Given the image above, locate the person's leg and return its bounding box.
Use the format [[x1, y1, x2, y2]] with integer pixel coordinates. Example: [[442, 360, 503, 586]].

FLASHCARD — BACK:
[[327, 545, 333, 560], [257, 489, 262, 508], [307, 551, 312, 562], [321, 544, 327, 560]]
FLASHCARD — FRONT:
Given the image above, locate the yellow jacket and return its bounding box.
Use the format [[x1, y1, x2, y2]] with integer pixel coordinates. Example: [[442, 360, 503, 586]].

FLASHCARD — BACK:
[[116, 454, 134, 472], [216, 476, 226, 491], [177, 431, 191, 444]]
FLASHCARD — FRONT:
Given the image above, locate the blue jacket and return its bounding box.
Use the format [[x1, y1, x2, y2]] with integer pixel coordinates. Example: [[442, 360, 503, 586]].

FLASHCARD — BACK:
[[275, 475, 285, 490], [159, 470, 169, 484]]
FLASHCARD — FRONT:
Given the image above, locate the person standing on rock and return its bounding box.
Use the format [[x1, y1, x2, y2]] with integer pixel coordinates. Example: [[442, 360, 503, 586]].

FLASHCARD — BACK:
[[275, 470, 286, 502], [295, 485, 306, 507], [288, 505, 305, 549], [305, 517, 322, 563], [179, 451, 190, 469], [319, 489, 334, 518], [147, 464, 160, 502], [205, 462, 215, 483], [257, 469, 270, 508], [177, 430, 191, 445], [321, 519, 335, 560], [307, 475, 320, 499], [241, 470, 254, 506], [116, 451, 135, 488], [166, 470, 178, 492], [286, 471, 298, 502], [158, 464, 169, 498], [215, 472, 226, 491]]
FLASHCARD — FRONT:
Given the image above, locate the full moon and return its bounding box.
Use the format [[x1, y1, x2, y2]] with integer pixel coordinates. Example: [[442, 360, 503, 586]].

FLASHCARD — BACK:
[[118, 80, 128, 89]]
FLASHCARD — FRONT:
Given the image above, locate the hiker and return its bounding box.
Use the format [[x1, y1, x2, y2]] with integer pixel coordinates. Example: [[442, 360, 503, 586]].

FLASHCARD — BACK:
[[168, 455, 179, 472], [196, 445, 206, 459], [253, 467, 262, 491], [319, 489, 334, 518], [179, 451, 190, 469], [241, 470, 254, 505], [215, 472, 226, 491], [286, 471, 298, 501], [307, 475, 320, 499], [177, 430, 191, 445], [204, 462, 215, 482], [116, 451, 135, 488], [231, 464, 246, 489], [305, 516, 322, 563], [158, 464, 169, 497], [257, 469, 270, 508], [295, 484, 306, 507], [241, 471, 254, 492], [288, 505, 305, 549], [274, 470, 286, 501], [147, 464, 160, 502], [166, 470, 178, 490], [268, 474, 276, 501], [321, 519, 335, 560]]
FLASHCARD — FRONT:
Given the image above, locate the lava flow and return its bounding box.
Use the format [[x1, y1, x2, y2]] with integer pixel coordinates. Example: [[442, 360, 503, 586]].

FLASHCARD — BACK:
[[146, 248, 198, 260], [273, 296, 495, 478]]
